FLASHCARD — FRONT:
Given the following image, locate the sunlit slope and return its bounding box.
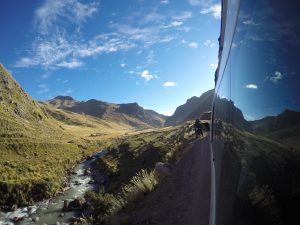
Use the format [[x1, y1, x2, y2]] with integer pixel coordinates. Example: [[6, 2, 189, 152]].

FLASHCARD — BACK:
[[0, 64, 106, 206], [41, 101, 141, 138], [48, 97, 167, 128]]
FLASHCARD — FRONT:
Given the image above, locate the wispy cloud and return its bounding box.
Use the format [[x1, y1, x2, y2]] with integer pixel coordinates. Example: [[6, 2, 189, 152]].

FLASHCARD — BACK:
[[159, 0, 169, 4], [16, 0, 193, 70], [41, 72, 51, 79], [270, 71, 283, 83], [245, 84, 258, 89], [200, 4, 221, 19], [37, 84, 50, 94], [163, 81, 176, 87], [56, 59, 83, 69], [120, 63, 126, 67], [34, 0, 98, 35], [187, 0, 221, 19]]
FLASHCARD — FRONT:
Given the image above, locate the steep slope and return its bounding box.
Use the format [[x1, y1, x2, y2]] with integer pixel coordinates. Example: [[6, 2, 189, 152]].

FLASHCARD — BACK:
[[48, 97, 167, 128], [0, 64, 57, 138], [165, 89, 214, 126]]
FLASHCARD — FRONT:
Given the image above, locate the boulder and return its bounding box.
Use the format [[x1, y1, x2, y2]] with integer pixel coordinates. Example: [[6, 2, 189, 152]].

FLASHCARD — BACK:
[[84, 168, 91, 175], [63, 198, 86, 211], [32, 217, 39, 222], [74, 180, 82, 185], [63, 200, 69, 211], [154, 162, 170, 180]]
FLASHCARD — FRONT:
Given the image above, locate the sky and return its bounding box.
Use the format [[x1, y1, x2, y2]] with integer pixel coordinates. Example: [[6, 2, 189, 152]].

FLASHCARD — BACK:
[[0, 0, 220, 116]]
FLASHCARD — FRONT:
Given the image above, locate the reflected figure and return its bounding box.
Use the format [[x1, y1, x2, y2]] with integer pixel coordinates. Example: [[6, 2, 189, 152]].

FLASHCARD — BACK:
[[194, 119, 203, 138]]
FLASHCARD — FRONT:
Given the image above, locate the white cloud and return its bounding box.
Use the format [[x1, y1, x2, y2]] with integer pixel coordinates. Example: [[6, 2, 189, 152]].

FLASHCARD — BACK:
[[204, 39, 215, 47], [270, 71, 283, 83], [188, 42, 198, 48], [120, 63, 126, 67], [140, 70, 155, 81], [56, 59, 82, 69], [170, 21, 183, 27], [210, 63, 218, 69], [245, 84, 258, 89], [163, 81, 176, 87], [200, 3, 221, 19]]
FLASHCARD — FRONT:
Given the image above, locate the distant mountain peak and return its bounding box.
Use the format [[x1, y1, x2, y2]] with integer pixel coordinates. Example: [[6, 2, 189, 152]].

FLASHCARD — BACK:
[[53, 96, 75, 101], [165, 89, 214, 126]]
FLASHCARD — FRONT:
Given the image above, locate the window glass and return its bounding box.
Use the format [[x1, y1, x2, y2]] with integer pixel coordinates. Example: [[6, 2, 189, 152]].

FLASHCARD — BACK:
[[227, 0, 300, 224]]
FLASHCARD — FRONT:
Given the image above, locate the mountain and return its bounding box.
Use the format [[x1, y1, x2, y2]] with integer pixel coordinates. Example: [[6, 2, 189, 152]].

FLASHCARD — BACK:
[[251, 109, 300, 134], [48, 96, 167, 128], [250, 109, 300, 149], [165, 89, 214, 126], [0, 64, 142, 206]]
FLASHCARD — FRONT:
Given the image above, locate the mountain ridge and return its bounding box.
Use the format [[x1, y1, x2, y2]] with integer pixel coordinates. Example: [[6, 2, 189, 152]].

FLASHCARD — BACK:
[[47, 96, 167, 128], [165, 89, 214, 126]]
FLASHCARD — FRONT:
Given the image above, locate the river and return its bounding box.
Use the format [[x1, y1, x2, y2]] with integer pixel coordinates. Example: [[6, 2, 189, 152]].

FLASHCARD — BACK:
[[0, 150, 108, 225]]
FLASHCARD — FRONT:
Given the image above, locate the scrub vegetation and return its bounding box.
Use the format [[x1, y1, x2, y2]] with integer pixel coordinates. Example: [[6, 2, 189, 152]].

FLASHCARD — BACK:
[[84, 123, 198, 224]]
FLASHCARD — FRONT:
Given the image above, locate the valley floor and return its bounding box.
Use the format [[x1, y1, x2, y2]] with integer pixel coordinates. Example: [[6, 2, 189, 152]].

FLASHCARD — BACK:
[[128, 134, 211, 225]]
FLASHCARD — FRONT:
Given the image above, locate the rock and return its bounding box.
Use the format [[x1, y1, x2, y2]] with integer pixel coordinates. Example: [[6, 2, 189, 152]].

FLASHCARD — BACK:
[[59, 213, 65, 217], [32, 217, 39, 222], [74, 180, 82, 185], [56, 222, 61, 225], [28, 206, 37, 214], [63, 200, 69, 211], [63, 198, 86, 211], [154, 162, 170, 180], [88, 179, 95, 184], [11, 204, 18, 211], [84, 168, 91, 175], [12, 216, 24, 222]]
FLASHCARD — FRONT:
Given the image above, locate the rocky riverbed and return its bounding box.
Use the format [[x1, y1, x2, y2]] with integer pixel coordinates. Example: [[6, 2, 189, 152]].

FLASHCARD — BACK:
[[0, 150, 108, 225]]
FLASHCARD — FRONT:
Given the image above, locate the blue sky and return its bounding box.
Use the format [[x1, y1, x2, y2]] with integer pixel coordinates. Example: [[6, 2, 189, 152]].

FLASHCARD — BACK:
[[0, 0, 220, 115]]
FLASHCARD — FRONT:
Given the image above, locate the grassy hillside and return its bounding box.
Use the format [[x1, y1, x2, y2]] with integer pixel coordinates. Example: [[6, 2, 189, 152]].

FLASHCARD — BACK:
[[0, 64, 133, 207]]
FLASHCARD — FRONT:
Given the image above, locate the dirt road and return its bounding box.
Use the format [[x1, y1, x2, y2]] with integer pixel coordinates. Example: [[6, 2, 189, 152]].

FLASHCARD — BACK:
[[128, 135, 211, 225]]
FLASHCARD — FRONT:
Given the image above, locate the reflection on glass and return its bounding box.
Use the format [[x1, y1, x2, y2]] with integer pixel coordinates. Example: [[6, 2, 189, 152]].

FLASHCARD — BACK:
[[213, 0, 300, 225]]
